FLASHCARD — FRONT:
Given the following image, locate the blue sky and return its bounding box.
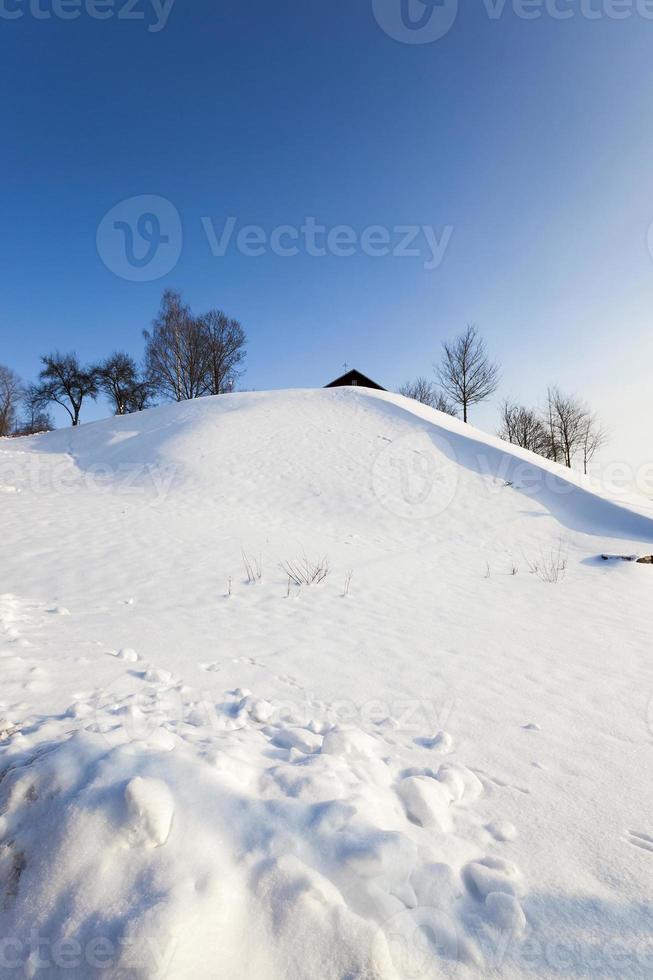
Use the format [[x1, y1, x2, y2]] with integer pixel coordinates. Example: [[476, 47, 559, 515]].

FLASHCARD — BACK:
[[2, 0, 653, 485]]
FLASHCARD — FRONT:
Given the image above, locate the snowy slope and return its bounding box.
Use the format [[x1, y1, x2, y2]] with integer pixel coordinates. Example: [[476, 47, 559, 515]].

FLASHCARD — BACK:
[[0, 387, 652, 979]]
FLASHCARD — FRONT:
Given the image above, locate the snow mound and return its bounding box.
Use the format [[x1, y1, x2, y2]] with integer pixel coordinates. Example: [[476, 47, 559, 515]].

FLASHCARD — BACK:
[[0, 677, 524, 979], [2, 388, 653, 978], [14, 386, 653, 544]]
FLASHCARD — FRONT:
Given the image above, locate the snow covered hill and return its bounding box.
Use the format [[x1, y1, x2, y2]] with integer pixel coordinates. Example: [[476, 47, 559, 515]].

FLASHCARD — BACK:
[[0, 387, 652, 979]]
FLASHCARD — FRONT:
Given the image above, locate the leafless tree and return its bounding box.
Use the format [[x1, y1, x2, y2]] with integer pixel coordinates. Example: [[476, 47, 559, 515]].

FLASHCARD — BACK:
[[545, 388, 579, 468], [580, 411, 606, 475], [398, 377, 458, 416], [544, 388, 583, 468], [543, 387, 605, 471], [198, 309, 246, 395], [399, 376, 435, 404], [32, 353, 98, 427], [144, 291, 211, 402], [14, 385, 54, 436], [0, 365, 22, 437], [498, 400, 551, 456], [97, 352, 153, 415], [543, 388, 562, 464], [436, 325, 500, 422]]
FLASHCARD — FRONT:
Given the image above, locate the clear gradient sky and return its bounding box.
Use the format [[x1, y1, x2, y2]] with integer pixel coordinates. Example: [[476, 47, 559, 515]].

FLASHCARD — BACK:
[[2, 0, 652, 491]]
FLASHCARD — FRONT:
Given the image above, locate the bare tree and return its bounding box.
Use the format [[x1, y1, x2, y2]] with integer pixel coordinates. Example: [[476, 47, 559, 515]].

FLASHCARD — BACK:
[[580, 412, 606, 475], [32, 353, 98, 427], [436, 325, 500, 422], [546, 388, 577, 468], [498, 400, 551, 456], [545, 387, 585, 468], [198, 309, 247, 395], [14, 384, 54, 436], [543, 387, 562, 464], [97, 352, 153, 415], [399, 377, 458, 416], [543, 387, 605, 471], [144, 291, 212, 402], [0, 365, 22, 437]]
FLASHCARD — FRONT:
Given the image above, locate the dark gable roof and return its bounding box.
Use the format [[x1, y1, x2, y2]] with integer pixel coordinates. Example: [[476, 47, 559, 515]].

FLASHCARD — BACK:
[[324, 369, 386, 391]]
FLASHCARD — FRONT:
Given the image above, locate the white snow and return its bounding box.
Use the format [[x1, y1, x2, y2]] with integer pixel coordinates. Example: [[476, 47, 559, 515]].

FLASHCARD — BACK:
[[0, 386, 652, 978]]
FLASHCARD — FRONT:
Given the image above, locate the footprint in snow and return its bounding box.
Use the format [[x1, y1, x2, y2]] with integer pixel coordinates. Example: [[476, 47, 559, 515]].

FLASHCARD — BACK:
[[232, 656, 266, 668], [473, 768, 531, 796], [522, 723, 541, 732], [626, 831, 653, 854], [414, 731, 453, 753], [277, 673, 303, 691], [486, 820, 518, 842], [108, 648, 140, 663]]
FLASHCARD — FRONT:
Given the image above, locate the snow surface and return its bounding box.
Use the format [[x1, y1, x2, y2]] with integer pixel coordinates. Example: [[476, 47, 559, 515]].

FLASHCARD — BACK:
[[0, 386, 652, 978]]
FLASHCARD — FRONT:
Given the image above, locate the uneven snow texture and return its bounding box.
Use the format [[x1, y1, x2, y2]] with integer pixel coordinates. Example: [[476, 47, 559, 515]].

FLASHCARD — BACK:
[[1, 387, 653, 979], [0, 685, 511, 979]]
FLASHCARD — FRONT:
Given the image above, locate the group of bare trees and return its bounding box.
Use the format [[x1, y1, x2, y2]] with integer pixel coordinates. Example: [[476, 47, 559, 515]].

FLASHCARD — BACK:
[[1, 352, 145, 436], [398, 377, 459, 416], [0, 291, 247, 435], [143, 291, 246, 402], [0, 364, 54, 437], [399, 324, 605, 474], [500, 388, 605, 474]]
